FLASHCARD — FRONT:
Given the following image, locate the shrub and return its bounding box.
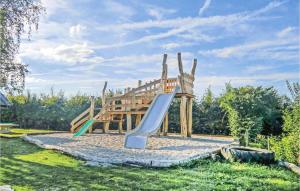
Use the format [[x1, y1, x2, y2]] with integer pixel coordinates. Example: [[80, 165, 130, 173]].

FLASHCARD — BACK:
[[270, 101, 300, 164], [220, 85, 284, 144]]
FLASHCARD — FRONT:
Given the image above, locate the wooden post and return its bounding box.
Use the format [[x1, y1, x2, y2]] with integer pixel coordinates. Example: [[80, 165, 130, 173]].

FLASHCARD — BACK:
[[103, 122, 109, 133], [187, 98, 193, 137], [191, 59, 197, 77], [88, 97, 95, 133], [118, 114, 123, 134], [161, 54, 168, 92], [126, 114, 132, 131], [138, 80, 142, 87], [156, 126, 161, 136], [102, 81, 107, 106], [163, 112, 169, 136], [177, 52, 185, 93], [135, 114, 142, 127], [180, 96, 188, 137]]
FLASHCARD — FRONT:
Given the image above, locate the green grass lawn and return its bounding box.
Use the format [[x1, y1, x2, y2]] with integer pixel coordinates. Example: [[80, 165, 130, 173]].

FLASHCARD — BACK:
[[0, 138, 299, 191], [0, 128, 60, 138]]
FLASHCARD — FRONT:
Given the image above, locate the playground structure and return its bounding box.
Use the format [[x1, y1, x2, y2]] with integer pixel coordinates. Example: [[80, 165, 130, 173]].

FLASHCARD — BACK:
[[70, 52, 197, 148]]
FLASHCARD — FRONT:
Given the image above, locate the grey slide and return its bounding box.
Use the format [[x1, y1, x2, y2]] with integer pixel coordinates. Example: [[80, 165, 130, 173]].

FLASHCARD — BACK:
[[124, 86, 180, 149]]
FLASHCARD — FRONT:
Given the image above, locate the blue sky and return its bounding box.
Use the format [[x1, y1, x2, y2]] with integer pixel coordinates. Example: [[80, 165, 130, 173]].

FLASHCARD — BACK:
[[19, 0, 299, 97]]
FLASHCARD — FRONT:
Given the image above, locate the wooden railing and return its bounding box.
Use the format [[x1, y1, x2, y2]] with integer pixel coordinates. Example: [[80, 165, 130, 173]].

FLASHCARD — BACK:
[[163, 78, 178, 93], [70, 107, 91, 132], [70, 98, 95, 132]]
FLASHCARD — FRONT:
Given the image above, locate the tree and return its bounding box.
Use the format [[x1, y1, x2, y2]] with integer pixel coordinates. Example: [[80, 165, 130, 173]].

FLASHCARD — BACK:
[[270, 81, 300, 164], [0, 0, 44, 92], [220, 85, 284, 144], [193, 87, 229, 135]]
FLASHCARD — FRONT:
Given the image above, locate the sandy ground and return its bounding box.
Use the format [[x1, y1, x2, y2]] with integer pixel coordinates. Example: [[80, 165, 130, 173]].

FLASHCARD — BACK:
[[24, 133, 234, 167]]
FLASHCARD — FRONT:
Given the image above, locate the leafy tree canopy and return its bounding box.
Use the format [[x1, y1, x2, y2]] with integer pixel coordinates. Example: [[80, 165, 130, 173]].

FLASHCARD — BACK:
[[0, 0, 44, 93]]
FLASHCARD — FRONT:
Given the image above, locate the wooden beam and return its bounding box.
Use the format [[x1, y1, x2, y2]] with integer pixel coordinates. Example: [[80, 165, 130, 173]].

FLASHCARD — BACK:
[[103, 122, 109, 133], [161, 54, 168, 79], [191, 59, 197, 77], [135, 114, 142, 127], [126, 114, 132, 131], [118, 114, 123, 133], [108, 111, 146, 115], [178, 52, 184, 74], [163, 112, 169, 136], [180, 96, 187, 137], [71, 115, 89, 132], [102, 81, 108, 105], [70, 108, 90, 126], [187, 98, 193, 137], [177, 52, 186, 93], [89, 97, 95, 133]]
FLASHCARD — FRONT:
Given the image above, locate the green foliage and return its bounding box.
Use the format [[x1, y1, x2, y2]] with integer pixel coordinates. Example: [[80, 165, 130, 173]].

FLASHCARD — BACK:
[[270, 101, 300, 164], [219, 85, 284, 143], [1, 138, 299, 191], [0, 0, 44, 92], [168, 88, 229, 135], [0, 91, 97, 131], [193, 88, 229, 135]]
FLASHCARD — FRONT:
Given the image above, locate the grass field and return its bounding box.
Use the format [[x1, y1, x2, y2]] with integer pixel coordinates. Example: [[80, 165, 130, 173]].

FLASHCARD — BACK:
[[0, 138, 299, 191], [0, 128, 60, 138]]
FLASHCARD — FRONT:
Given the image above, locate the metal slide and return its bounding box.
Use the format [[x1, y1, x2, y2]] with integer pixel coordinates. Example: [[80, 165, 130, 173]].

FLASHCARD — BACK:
[[124, 86, 180, 149]]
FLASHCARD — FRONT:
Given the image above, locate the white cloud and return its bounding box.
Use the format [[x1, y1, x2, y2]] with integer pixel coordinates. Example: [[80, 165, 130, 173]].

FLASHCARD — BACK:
[[146, 6, 176, 20], [41, 0, 70, 16], [92, 1, 285, 50], [161, 42, 195, 50], [69, 24, 86, 38], [247, 1, 287, 18], [40, 43, 104, 64], [245, 65, 275, 73], [197, 72, 299, 87], [277, 26, 296, 37], [199, 0, 212, 16], [161, 43, 181, 50], [97, 1, 283, 32], [177, 31, 217, 42], [103, 0, 135, 20], [198, 36, 298, 60]]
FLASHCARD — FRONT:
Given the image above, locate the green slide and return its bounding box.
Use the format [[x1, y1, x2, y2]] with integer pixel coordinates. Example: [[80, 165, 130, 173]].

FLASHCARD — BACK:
[[73, 119, 94, 137]]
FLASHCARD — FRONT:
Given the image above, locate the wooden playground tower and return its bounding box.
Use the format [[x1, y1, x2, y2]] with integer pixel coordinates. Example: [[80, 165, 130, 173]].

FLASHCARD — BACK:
[[70, 52, 197, 137]]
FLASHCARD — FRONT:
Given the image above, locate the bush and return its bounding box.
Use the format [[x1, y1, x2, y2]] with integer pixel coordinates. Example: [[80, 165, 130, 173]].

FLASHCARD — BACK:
[[270, 101, 300, 164], [193, 88, 229, 135], [0, 91, 96, 131], [219, 85, 284, 144]]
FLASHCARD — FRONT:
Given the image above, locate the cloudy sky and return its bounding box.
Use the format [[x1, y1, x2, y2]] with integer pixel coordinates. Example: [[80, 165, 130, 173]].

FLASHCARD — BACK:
[[19, 0, 299, 97]]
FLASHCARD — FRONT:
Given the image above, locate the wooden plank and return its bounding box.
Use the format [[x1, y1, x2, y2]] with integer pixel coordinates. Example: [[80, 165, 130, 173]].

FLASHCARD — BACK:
[[71, 115, 89, 132], [70, 108, 90, 126], [124, 79, 161, 95], [183, 73, 194, 81]]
